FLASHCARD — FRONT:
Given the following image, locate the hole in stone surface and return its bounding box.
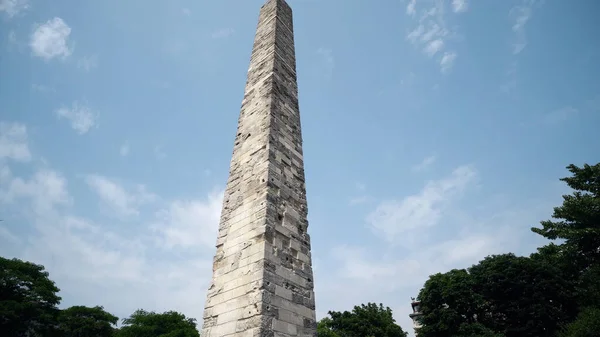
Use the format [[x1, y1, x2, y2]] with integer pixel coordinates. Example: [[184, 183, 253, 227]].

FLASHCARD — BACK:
[[308, 278, 312, 282], [278, 214, 283, 221]]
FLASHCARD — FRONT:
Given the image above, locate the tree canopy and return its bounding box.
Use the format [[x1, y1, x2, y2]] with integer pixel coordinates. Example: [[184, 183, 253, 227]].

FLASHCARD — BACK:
[[318, 303, 407, 337], [531, 163, 600, 270], [58, 305, 118, 337], [115, 309, 200, 337], [0, 257, 61, 337]]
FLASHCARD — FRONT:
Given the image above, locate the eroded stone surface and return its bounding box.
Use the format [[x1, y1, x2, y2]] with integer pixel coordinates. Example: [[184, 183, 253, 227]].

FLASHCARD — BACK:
[[200, 1, 316, 336]]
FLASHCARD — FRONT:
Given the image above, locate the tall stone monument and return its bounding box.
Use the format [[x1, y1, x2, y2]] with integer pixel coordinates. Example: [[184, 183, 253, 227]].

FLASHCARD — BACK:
[[200, 0, 317, 336]]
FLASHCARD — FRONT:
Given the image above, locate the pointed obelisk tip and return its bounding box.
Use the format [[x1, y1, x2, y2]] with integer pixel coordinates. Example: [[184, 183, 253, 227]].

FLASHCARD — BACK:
[[263, 0, 291, 9]]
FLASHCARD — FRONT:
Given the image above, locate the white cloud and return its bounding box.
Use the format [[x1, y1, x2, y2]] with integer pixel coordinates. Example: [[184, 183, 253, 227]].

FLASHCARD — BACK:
[[0, 160, 220, 326], [152, 191, 223, 250], [0, 0, 29, 17], [406, 0, 416, 16], [1, 169, 71, 215], [452, 0, 468, 13], [367, 165, 476, 245], [30, 17, 73, 60], [56, 102, 98, 135], [440, 51, 457, 73], [510, 1, 537, 55], [77, 55, 98, 72], [405, 0, 461, 73], [412, 155, 436, 172], [84, 174, 157, 217], [211, 28, 234, 39], [407, 25, 424, 43], [0, 122, 31, 162], [119, 143, 130, 157], [424, 39, 444, 57]]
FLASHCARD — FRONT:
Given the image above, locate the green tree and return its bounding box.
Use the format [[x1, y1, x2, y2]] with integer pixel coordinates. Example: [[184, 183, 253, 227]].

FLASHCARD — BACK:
[[58, 305, 118, 337], [0, 257, 61, 337], [417, 254, 574, 337], [469, 253, 574, 336], [531, 163, 600, 313], [317, 317, 341, 337], [531, 163, 600, 269], [558, 307, 600, 337], [417, 269, 485, 337], [320, 303, 407, 337], [115, 309, 199, 337], [456, 322, 504, 337]]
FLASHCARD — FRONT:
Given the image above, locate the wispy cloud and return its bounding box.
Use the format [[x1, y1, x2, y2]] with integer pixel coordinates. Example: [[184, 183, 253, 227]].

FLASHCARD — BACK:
[[0, 122, 31, 162], [406, 0, 416, 16], [0, 0, 29, 18], [367, 165, 477, 245], [451, 0, 468, 13], [211, 28, 235, 39], [510, 0, 536, 55], [84, 175, 157, 217], [440, 51, 457, 73], [55, 102, 98, 135], [405, 1, 460, 73], [77, 55, 98, 72], [30, 17, 73, 60], [412, 155, 436, 172], [152, 191, 222, 249], [424, 39, 444, 57]]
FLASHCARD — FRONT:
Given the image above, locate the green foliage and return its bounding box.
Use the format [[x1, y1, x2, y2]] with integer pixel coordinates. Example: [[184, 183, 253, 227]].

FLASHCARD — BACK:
[[317, 317, 341, 337], [417, 269, 484, 337], [417, 254, 575, 337], [58, 305, 118, 337], [319, 303, 407, 337], [469, 253, 574, 336], [115, 309, 200, 337], [456, 322, 505, 337], [559, 307, 600, 337], [531, 163, 600, 268], [0, 257, 61, 337]]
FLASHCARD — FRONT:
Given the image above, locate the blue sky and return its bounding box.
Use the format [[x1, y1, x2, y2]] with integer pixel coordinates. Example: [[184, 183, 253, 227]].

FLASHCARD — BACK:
[[1, 0, 599, 335]]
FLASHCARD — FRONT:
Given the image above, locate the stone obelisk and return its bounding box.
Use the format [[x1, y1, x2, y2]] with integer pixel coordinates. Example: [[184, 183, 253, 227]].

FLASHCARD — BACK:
[[200, 0, 316, 336]]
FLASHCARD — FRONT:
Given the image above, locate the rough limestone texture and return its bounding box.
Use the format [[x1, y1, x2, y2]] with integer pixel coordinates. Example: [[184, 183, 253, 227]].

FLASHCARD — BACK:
[[200, 0, 316, 336]]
